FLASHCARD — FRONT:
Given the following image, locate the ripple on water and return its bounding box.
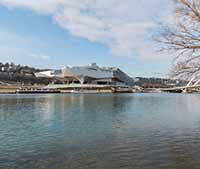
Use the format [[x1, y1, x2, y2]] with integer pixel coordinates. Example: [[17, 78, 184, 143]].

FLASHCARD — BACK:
[[1, 94, 200, 169]]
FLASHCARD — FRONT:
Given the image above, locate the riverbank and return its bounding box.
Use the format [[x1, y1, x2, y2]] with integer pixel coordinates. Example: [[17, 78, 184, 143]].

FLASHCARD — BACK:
[[0, 84, 136, 94], [0, 86, 18, 94], [1, 84, 195, 94]]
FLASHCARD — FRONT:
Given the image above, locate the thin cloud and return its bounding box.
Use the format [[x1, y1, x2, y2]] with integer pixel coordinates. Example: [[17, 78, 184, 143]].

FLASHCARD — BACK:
[[0, 0, 172, 58], [30, 53, 50, 60]]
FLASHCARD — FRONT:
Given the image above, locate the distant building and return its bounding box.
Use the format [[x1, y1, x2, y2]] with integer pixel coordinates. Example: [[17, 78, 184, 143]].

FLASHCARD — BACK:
[[34, 70, 55, 78], [35, 63, 134, 86], [19, 68, 35, 77], [133, 77, 187, 88]]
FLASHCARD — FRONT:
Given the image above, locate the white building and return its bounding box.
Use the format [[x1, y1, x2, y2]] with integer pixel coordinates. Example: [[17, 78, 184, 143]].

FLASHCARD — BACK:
[[35, 63, 134, 86], [35, 71, 53, 78]]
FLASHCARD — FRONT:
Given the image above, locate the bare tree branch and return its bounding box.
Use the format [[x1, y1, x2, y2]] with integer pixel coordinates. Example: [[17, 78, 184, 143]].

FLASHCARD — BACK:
[[157, 0, 200, 79]]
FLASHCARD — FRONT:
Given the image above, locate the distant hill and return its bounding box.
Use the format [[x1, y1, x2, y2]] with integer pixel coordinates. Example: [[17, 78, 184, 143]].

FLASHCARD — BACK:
[[0, 62, 51, 85], [133, 77, 187, 88]]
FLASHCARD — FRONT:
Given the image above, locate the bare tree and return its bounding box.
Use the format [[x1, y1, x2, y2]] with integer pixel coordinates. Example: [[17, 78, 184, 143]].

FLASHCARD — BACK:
[[158, 0, 200, 80]]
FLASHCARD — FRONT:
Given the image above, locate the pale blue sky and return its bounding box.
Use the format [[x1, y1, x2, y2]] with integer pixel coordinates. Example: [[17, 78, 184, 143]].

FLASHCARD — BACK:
[[0, 0, 173, 77]]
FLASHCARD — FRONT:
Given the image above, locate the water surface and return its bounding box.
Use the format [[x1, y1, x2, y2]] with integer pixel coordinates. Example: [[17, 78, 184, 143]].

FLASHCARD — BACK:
[[0, 93, 200, 169]]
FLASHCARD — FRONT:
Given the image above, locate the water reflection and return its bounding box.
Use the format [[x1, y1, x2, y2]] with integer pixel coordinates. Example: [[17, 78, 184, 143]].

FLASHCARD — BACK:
[[1, 93, 200, 169]]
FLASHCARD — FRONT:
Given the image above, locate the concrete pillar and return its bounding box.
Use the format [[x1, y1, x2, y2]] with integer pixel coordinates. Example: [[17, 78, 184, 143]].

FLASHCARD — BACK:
[[79, 77, 85, 84]]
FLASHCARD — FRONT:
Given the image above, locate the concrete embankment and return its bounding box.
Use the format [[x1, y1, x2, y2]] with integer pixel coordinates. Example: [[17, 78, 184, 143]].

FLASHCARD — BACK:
[[0, 86, 18, 94], [0, 84, 136, 94], [45, 84, 134, 93], [0, 85, 46, 94]]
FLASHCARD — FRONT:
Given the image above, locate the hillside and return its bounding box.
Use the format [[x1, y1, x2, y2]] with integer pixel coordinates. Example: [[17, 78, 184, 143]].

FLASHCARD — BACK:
[[0, 62, 51, 85]]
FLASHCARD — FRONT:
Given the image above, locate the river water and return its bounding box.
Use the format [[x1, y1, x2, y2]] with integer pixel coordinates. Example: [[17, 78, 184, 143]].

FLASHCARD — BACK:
[[0, 93, 200, 169]]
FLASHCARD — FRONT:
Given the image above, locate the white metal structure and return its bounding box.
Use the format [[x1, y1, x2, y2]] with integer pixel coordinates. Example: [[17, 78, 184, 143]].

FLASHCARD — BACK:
[[35, 71, 54, 78], [35, 63, 134, 86]]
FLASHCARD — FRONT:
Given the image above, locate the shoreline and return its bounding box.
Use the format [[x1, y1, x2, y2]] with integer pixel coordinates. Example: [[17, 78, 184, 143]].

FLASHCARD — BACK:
[[0, 86, 138, 94], [0, 84, 194, 94]]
